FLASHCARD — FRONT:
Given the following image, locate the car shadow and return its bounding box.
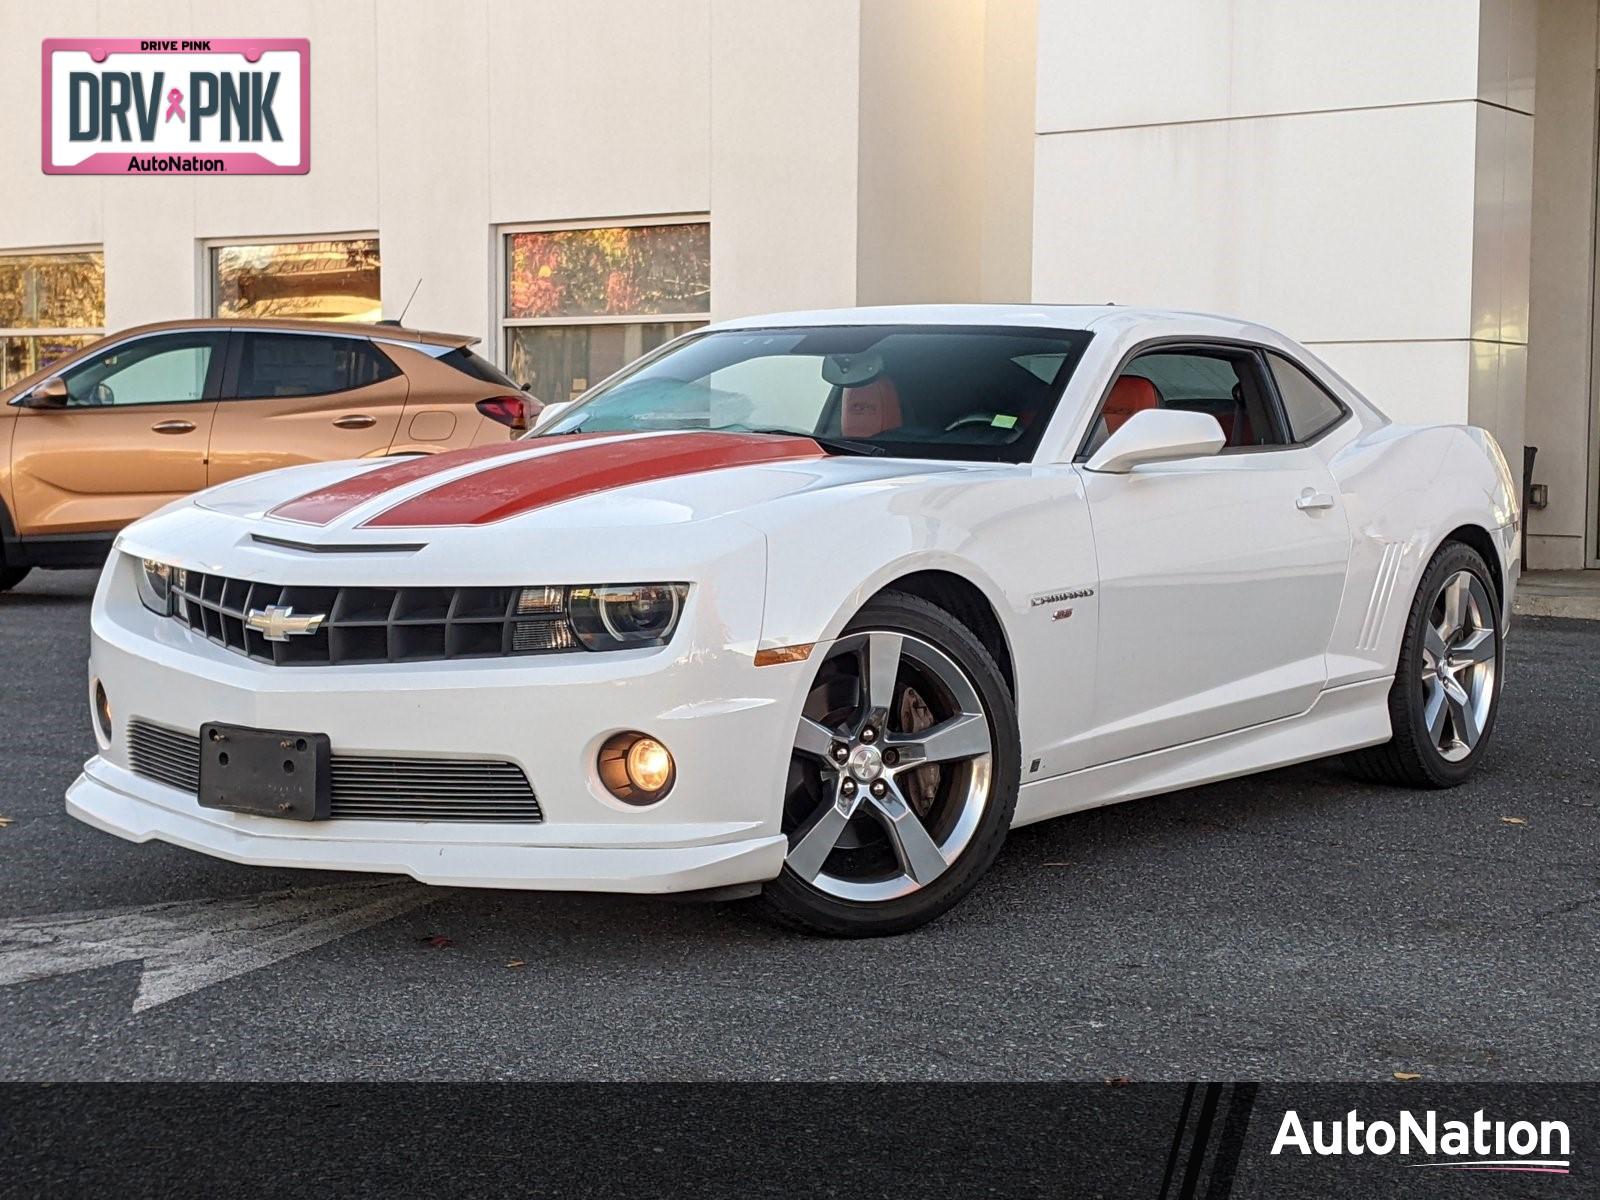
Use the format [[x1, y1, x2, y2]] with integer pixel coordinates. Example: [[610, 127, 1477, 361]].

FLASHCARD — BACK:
[[2, 569, 100, 606]]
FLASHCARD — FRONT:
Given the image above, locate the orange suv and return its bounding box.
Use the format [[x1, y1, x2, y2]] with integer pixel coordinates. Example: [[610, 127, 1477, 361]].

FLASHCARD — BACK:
[[0, 318, 537, 590]]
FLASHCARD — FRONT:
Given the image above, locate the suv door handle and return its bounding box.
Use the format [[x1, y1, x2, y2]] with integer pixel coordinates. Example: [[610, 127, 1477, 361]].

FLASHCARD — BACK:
[[151, 419, 196, 434], [1295, 488, 1335, 511], [333, 414, 376, 429]]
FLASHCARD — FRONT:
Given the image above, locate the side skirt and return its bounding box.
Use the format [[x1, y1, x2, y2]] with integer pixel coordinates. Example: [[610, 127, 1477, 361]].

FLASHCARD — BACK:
[[3, 532, 116, 569], [1011, 676, 1394, 828]]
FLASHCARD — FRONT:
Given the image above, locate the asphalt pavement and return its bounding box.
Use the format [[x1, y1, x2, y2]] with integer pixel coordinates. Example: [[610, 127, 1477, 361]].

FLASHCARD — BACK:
[[1, 568, 1596, 1081]]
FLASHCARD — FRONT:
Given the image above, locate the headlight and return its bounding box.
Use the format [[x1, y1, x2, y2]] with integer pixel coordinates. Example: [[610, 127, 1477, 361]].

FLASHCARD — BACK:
[[135, 558, 179, 615], [567, 584, 688, 650]]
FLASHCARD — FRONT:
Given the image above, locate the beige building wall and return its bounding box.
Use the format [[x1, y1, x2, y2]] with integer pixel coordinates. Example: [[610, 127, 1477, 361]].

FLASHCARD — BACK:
[[979, 0, 1037, 303], [1, 0, 1034, 355], [1031, 0, 1536, 492], [854, 0, 1036, 307]]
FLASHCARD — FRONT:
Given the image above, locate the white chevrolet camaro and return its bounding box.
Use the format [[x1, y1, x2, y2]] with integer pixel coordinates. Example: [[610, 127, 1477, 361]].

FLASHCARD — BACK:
[[70, 306, 1520, 935]]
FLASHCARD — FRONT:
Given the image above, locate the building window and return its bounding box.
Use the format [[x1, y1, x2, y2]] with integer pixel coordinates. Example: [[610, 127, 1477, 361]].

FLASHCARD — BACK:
[[499, 218, 709, 403], [0, 249, 105, 389], [209, 236, 381, 323]]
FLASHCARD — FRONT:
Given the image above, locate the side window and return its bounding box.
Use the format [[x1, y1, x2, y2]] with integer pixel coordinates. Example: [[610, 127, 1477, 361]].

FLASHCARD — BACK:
[[1266, 352, 1346, 442], [57, 331, 223, 407], [438, 346, 520, 389], [1084, 348, 1285, 456], [233, 333, 399, 399]]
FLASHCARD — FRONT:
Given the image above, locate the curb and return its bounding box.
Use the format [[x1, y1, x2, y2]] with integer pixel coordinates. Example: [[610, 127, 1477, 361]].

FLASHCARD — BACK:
[[1515, 594, 1600, 621]]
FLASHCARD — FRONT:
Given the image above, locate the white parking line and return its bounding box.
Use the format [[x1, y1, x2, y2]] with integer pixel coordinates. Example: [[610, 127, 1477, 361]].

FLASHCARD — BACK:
[[0, 879, 437, 1013]]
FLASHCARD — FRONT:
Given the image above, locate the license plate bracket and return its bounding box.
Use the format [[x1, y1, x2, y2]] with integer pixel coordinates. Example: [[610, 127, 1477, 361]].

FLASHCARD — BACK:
[[197, 723, 331, 821]]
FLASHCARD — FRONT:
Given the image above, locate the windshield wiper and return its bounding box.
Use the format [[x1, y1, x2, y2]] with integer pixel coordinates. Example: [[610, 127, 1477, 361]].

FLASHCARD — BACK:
[[728, 426, 887, 457]]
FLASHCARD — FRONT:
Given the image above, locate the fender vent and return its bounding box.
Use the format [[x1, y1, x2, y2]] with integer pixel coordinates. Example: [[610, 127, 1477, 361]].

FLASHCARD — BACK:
[[1357, 542, 1406, 652]]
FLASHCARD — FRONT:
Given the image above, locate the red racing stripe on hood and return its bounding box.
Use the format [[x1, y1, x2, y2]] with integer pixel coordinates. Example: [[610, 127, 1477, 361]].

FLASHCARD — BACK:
[[266, 436, 615, 526], [361, 432, 825, 527]]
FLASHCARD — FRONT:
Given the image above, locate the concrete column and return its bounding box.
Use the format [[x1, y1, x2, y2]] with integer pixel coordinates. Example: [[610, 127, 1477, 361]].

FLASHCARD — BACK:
[[1524, 0, 1598, 570]]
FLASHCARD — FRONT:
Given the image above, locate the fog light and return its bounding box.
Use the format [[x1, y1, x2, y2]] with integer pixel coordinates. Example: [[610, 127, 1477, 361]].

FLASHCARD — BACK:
[[598, 732, 675, 805], [93, 680, 112, 741], [626, 738, 672, 792]]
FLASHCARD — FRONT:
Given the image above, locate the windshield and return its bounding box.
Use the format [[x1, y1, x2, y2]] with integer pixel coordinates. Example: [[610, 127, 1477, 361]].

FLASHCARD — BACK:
[[533, 325, 1093, 463]]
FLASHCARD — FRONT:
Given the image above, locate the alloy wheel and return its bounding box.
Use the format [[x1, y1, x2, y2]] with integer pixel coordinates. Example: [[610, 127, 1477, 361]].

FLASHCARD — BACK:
[[1420, 569, 1497, 762], [783, 630, 994, 902]]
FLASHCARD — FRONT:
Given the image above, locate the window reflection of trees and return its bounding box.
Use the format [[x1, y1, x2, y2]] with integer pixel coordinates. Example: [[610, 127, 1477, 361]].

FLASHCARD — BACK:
[[212, 239, 381, 323], [501, 222, 709, 402], [0, 252, 104, 388], [506, 225, 709, 320]]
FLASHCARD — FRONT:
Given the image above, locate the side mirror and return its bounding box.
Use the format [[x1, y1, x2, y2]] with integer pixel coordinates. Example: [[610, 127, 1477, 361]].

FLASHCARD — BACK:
[[531, 400, 573, 431], [22, 377, 69, 408], [1084, 408, 1226, 474]]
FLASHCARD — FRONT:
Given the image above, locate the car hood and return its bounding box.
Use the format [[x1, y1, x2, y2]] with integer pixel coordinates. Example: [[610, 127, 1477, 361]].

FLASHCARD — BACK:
[[119, 431, 984, 583]]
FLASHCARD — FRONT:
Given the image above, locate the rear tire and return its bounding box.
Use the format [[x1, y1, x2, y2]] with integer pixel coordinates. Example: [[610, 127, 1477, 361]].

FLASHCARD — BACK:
[[1344, 541, 1502, 788], [759, 591, 1020, 937]]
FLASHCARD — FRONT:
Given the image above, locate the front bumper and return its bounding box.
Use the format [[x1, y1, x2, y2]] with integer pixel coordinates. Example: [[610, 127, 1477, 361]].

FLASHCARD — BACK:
[[76, 550, 807, 893], [67, 760, 786, 892]]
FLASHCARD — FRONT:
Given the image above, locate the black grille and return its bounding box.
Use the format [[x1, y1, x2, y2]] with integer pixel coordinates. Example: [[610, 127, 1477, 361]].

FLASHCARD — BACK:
[[169, 571, 576, 666], [128, 720, 544, 823]]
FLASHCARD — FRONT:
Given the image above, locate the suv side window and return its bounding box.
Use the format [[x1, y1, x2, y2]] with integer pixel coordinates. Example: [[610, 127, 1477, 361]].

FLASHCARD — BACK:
[[438, 346, 519, 389], [56, 331, 224, 407], [233, 333, 399, 399], [1266, 352, 1346, 442], [1083, 346, 1285, 456]]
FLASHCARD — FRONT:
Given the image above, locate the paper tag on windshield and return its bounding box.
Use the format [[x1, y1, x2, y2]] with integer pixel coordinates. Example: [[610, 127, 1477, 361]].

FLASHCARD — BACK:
[[991, 414, 1018, 429]]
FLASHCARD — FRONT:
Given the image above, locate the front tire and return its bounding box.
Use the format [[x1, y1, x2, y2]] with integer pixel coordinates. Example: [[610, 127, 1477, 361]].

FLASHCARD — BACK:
[[1345, 541, 1502, 788], [0, 543, 28, 592], [760, 591, 1020, 937]]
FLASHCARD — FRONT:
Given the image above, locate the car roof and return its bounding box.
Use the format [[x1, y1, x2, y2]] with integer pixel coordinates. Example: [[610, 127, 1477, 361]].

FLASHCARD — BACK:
[[706, 303, 1289, 343], [96, 317, 476, 347]]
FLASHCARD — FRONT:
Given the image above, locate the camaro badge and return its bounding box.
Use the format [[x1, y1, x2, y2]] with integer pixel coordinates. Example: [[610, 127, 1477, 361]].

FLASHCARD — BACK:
[[1030, 587, 1094, 607], [245, 605, 326, 642]]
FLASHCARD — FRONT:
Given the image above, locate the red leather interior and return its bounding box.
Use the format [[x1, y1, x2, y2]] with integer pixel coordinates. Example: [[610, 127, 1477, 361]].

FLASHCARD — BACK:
[[1103, 376, 1161, 434], [1213, 409, 1255, 446], [840, 378, 903, 438]]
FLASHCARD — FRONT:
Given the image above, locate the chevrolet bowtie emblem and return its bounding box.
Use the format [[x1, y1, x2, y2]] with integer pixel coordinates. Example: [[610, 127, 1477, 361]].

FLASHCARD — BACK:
[[245, 605, 326, 642]]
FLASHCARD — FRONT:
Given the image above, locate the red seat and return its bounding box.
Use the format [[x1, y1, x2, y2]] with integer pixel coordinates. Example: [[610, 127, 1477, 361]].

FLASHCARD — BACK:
[[841, 378, 903, 438], [1103, 376, 1161, 434]]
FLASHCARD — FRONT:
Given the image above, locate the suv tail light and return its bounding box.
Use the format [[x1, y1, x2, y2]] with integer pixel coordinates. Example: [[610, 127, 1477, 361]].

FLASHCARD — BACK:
[[476, 394, 540, 432]]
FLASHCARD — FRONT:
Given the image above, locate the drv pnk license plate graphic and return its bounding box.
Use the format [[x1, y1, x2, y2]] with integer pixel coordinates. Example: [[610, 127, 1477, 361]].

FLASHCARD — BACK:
[[41, 38, 309, 175]]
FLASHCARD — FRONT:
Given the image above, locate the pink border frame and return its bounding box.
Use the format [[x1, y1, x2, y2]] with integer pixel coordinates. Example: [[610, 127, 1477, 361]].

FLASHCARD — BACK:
[[41, 37, 310, 175]]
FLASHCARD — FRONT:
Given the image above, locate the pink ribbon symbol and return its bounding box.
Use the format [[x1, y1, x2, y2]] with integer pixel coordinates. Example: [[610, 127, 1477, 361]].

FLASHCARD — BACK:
[[164, 88, 185, 123]]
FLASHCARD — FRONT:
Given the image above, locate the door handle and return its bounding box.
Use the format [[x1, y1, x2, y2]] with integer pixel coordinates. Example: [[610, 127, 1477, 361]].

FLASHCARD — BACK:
[[151, 419, 196, 435], [1295, 488, 1336, 511], [333, 414, 377, 429]]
